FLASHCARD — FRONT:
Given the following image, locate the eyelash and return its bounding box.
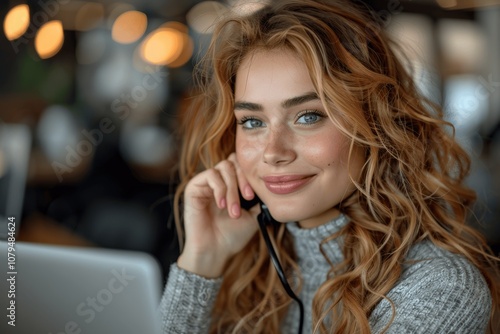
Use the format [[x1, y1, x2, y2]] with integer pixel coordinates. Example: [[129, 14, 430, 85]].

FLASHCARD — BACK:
[[236, 117, 262, 130], [237, 110, 326, 129], [237, 116, 257, 124], [296, 110, 326, 125]]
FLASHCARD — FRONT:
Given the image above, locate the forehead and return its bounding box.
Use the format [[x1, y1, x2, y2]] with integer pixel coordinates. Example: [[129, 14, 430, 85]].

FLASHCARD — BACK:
[[234, 49, 316, 103]]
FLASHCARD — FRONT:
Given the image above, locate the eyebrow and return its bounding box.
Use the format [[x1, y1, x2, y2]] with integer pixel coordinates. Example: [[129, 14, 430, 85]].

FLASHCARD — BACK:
[[234, 92, 319, 111]]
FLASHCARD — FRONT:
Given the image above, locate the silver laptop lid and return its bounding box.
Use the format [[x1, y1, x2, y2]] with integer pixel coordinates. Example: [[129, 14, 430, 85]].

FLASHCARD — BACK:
[[0, 241, 163, 334]]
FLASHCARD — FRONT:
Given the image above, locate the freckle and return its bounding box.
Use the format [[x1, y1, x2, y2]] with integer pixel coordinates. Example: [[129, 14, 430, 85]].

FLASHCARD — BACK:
[[328, 163, 331, 166]]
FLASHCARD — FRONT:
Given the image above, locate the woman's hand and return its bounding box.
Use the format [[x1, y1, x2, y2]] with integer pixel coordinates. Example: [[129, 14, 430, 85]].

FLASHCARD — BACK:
[[177, 153, 260, 278]]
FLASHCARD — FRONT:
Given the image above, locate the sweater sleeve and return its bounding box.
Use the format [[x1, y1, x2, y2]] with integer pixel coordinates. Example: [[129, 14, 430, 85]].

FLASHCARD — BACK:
[[158, 263, 223, 334], [369, 248, 492, 334]]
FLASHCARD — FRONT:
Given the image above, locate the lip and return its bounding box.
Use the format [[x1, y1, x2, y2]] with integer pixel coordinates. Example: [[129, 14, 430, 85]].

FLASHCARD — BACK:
[[262, 174, 315, 195]]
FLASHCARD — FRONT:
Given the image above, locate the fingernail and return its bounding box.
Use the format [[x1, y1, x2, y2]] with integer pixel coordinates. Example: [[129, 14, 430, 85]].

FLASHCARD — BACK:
[[220, 198, 226, 208], [231, 203, 240, 217], [244, 185, 253, 198]]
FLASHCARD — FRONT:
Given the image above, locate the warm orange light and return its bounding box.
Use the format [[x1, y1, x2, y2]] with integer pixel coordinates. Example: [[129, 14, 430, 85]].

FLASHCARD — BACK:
[[35, 21, 64, 59], [168, 32, 194, 68], [107, 3, 135, 28], [155, 22, 192, 67], [3, 4, 30, 41], [112, 10, 148, 44], [161, 21, 189, 34], [140, 28, 183, 65]]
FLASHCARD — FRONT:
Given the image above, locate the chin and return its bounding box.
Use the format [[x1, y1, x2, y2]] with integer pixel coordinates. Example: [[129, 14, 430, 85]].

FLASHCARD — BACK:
[[265, 206, 303, 223]]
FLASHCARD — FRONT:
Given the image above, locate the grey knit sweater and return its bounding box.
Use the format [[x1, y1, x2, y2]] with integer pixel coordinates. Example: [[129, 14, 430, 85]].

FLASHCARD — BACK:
[[159, 215, 492, 333]]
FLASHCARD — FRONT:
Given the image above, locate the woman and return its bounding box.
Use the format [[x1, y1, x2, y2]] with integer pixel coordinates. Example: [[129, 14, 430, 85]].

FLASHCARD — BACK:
[[159, 0, 500, 333]]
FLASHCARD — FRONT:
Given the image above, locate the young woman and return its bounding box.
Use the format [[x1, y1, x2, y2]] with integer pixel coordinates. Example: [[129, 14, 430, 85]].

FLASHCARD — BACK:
[[159, 0, 500, 333]]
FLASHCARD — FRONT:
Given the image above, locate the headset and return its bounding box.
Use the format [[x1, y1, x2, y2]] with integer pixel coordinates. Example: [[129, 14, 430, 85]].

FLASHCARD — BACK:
[[240, 193, 304, 334]]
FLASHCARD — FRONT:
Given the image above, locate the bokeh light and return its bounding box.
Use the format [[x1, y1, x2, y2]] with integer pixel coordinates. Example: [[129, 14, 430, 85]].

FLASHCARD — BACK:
[[162, 21, 189, 34], [159, 22, 193, 68], [168, 32, 193, 68], [107, 3, 135, 28], [139, 27, 183, 65], [35, 21, 65, 59], [112, 10, 148, 44], [229, 0, 267, 15], [186, 1, 228, 34], [3, 4, 30, 41]]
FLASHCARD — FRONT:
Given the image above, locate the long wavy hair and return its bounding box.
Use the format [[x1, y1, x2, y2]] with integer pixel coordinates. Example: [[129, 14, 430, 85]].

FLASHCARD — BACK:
[[173, 0, 500, 333]]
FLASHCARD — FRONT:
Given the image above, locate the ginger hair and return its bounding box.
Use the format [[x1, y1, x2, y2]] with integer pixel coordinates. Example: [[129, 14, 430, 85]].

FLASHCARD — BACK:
[[173, 0, 500, 332]]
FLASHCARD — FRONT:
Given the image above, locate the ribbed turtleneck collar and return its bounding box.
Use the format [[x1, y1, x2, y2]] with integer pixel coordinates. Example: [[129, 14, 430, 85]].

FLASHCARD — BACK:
[[285, 214, 348, 271]]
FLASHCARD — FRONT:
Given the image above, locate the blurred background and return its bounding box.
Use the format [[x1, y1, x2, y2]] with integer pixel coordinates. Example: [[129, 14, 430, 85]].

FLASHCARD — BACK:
[[0, 0, 499, 278]]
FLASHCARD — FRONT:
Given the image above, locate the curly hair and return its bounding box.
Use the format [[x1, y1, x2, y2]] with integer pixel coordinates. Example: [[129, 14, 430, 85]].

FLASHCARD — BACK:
[[173, 0, 500, 333]]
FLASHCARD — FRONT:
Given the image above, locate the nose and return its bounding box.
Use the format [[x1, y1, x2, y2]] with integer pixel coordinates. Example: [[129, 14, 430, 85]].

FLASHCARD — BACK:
[[262, 127, 296, 166]]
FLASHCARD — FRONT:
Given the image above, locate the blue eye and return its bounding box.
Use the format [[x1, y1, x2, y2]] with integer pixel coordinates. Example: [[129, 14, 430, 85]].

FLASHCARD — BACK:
[[296, 111, 324, 124], [238, 117, 265, 129]]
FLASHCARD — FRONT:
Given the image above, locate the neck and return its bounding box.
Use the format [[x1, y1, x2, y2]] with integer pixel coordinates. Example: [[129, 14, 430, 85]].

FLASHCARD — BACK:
[[286, 214, 348, 269], [297, 207, 342, 229]]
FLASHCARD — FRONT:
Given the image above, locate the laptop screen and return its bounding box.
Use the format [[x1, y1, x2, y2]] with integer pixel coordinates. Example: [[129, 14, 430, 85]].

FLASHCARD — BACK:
[[0, 240, 164, 334]]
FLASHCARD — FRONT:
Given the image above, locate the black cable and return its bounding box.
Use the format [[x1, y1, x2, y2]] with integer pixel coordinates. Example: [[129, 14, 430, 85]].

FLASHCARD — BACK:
[[257, 203, 304, 334]]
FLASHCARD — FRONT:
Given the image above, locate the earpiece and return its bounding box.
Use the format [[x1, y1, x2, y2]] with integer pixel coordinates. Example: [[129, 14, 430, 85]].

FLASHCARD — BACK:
[[238, 190, 279, 228], [238, 191, 261, 211]]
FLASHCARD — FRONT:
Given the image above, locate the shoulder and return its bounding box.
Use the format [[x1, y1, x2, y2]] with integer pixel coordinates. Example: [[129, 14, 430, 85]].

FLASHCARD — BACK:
[[370, 240, 492, 334], [402, 240, 488, 286], [402, 240, 489, 294]]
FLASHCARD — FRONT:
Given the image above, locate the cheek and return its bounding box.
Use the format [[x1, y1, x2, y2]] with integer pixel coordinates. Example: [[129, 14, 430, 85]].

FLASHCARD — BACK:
[[235, 134, 260, 171], [301, 132, 347, 167], [315, 134, 365, 185]]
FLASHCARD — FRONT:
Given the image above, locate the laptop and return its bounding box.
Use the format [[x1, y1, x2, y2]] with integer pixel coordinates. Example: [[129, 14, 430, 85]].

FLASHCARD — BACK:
[[0, 241, 164, 334]]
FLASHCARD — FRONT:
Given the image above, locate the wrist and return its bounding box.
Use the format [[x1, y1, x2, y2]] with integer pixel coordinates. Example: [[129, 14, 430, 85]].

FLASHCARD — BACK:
[[177, 251, 229, 278]]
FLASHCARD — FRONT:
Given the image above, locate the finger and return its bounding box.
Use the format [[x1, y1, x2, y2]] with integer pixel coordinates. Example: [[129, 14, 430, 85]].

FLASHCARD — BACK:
[[193, 168, 228, 209], [227, 153, 254, 200], [214, 160, 241, 218]]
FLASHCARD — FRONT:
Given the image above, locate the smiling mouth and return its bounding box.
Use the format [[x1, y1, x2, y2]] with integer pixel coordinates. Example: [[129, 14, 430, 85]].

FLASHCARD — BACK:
[[262, 175, 315, 195]]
